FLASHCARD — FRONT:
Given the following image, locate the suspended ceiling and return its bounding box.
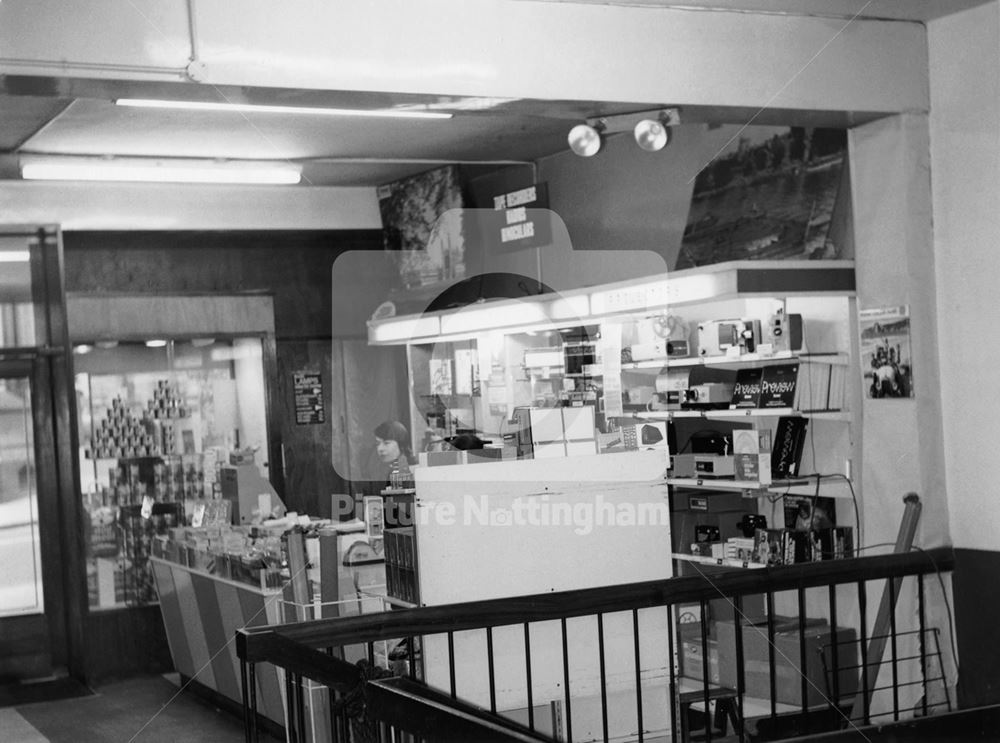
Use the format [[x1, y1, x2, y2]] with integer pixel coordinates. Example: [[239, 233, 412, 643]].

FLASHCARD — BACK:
[[0, 0, 990, 188]]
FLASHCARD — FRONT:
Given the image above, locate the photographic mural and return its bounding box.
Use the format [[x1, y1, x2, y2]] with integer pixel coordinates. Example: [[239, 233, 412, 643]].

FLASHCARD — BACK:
[[677, 126, 849, 269]]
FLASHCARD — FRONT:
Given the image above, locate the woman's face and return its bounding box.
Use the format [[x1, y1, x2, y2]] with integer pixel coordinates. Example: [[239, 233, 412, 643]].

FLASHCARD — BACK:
[[376, 436, 401, 463]]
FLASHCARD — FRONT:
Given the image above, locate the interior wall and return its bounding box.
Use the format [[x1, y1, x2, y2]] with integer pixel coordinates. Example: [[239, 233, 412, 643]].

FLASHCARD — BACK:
[[849, 115, 948, 550], [928, 1, 1000, 553], [927, 1, 1000, 709], [539, 123, 702, 268]]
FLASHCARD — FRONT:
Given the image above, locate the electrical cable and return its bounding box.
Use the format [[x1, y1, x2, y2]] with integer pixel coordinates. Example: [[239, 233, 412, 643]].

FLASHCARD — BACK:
[[851, 542, 960, 685]]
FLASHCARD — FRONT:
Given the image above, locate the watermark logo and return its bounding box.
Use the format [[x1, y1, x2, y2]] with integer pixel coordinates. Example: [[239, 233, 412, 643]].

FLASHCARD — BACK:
[[333, 492, 669, 536]]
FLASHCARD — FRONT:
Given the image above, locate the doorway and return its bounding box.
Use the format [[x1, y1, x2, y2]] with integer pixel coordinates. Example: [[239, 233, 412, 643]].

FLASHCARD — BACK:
[[0, 227, 75, 682], [0, 359, 58, 679]]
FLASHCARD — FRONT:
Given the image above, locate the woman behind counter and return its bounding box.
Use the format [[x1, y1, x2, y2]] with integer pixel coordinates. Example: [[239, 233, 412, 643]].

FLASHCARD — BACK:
[[374, 419, 415, 486]]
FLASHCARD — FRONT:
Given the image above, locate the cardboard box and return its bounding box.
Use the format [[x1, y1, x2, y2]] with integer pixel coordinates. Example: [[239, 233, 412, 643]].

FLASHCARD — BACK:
[[678, 623, 721, 685], [715, 617, 858, 706]]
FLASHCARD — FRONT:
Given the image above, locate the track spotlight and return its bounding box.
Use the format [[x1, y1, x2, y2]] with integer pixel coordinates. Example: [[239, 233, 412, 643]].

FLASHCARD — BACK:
[[569, 107, 681, 157], [634, 117, 671, 152], [568, 123, 604, 157]]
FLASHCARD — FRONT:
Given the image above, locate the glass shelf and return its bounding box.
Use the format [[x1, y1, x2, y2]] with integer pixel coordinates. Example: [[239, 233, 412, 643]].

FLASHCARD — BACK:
[[671, 552, 767, 569]]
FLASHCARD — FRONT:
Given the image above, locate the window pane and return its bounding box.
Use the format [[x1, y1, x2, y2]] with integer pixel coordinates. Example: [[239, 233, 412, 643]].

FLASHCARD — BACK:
[[0, 375, 44, 616], [0, 237, 36, 348]]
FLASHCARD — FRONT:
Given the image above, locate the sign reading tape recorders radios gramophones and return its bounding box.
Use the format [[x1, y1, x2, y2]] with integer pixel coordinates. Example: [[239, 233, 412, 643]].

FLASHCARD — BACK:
[[490, 182, 551, 249], [293, 370, 325, 425]]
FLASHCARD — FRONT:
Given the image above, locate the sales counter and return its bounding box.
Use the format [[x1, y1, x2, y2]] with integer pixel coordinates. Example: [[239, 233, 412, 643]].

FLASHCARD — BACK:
[[395, 448, 676, 739], [150, 521, 387, 742]]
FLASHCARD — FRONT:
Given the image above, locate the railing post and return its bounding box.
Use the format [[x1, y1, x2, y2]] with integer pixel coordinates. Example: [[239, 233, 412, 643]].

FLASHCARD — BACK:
[[562, 617, 573, 743], [241, 659, 258, 743], [597, 612, 609, 743], [732, 595, 745, 743], [632, 608, 644, 743]]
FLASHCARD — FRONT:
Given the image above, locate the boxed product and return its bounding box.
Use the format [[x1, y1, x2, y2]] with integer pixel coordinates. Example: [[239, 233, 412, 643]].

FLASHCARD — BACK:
[[715, 616, 858, 706], [677, 622, 721, 684]]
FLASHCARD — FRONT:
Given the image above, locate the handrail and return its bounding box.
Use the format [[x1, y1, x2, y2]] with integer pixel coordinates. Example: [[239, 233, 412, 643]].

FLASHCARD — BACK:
[[238, 547, 954, 661], [365, 677, 556, 742], [237, 545, 956, 743]]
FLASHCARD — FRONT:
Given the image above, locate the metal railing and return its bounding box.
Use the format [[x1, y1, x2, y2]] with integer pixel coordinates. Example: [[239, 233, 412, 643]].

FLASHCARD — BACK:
[[237, 546, 954, 743]]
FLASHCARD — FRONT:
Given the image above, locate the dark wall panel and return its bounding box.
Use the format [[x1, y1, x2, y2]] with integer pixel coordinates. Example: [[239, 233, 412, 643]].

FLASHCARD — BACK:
[[63, 230, 383, 339], [954, 548, 1000, 708], [276, 339, 345, 518]]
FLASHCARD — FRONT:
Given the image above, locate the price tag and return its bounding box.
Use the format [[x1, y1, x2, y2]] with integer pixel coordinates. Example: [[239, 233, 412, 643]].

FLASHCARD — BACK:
[[140, 495, 154, 519]]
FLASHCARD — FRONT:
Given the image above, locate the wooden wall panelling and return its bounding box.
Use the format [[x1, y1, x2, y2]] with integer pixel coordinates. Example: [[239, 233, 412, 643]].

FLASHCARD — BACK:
[[82, 605, 173, 683], [275, 338, 344, 518], [62, 231, 384, 341], [341, 339, 409, 494]]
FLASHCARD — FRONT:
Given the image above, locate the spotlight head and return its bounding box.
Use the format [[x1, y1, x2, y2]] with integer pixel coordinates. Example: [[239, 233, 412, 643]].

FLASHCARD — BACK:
[[634, 118, 671, 152], [568, 123, 603, 157]]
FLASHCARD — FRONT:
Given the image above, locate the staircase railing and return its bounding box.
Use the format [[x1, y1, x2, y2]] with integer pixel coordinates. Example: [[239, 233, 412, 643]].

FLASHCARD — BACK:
[[237, 546, 954, 743]]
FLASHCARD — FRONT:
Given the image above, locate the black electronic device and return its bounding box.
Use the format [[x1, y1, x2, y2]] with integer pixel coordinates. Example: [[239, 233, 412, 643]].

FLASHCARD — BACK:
[[563, 341, 596, 376], [695, 525, 721, 543], [641, 424, 664, 446], [682, 382, 734, 409], [689, 431, 730, 455], [666, 339, 691, 358], [738, 513, 768, 538]]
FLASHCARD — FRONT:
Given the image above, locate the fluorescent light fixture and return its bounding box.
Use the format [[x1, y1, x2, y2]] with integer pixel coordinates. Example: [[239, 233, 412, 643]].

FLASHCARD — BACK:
[[145, 339, 168, 348], [116, 98, 453, 120], [0, 250, 30, 263], [190, 337, 216, 347], [21, 156, 301, 185], [368, 315, 442, 345], [550, 294, 590, 321], [440, 301, 548, 335]]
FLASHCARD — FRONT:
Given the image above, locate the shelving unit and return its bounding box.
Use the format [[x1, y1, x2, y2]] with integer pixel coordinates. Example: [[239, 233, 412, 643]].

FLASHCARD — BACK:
[[367, 260, 860, 580]]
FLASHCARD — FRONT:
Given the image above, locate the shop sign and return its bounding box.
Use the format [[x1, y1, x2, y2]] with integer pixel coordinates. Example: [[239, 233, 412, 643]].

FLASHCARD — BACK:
[[487, 182, 551, 250]]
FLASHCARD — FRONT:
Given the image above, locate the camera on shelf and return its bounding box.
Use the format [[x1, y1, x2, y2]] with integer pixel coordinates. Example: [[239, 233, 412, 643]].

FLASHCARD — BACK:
[[767, 310, 804, 353], [697, 318, 762, 357], [681, 382, 734, 409]]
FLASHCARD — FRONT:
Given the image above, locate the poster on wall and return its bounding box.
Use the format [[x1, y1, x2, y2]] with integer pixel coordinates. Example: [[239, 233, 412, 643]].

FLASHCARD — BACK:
[[859, 305, 914, 399], [677, 126, 849, 269], [377, 165, 466, 289], [293, 370, 326, 424]]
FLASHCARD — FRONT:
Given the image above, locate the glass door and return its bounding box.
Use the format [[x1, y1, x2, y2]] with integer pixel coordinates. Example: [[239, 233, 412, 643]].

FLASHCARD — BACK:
[[0, 366, 42, 616], [0, 228, 71, 681], [0, 356, 63, 680]]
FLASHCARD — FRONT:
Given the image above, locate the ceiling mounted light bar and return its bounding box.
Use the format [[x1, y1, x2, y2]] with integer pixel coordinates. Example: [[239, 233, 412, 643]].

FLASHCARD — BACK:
[[0, 250, 30, 263], [569, 107, 681, 157], [115, 98, 453, 120], [20, 156, 302, 185]]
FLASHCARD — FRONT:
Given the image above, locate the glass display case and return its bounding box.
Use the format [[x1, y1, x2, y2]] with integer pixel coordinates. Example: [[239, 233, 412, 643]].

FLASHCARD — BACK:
[[405, 325, 601, 455], [74, 336, 271, 610]]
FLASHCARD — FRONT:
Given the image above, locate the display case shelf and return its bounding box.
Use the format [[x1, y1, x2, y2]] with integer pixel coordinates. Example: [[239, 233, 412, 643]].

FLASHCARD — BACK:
[[671, 552, 767, 570], [621, 351, 848, 372], [628, 409, 851, 422], [666, 477, 810, 492]]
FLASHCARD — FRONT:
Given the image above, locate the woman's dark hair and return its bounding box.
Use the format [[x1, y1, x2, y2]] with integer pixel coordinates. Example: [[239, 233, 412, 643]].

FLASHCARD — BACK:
[[374, 420, 414, 461]]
